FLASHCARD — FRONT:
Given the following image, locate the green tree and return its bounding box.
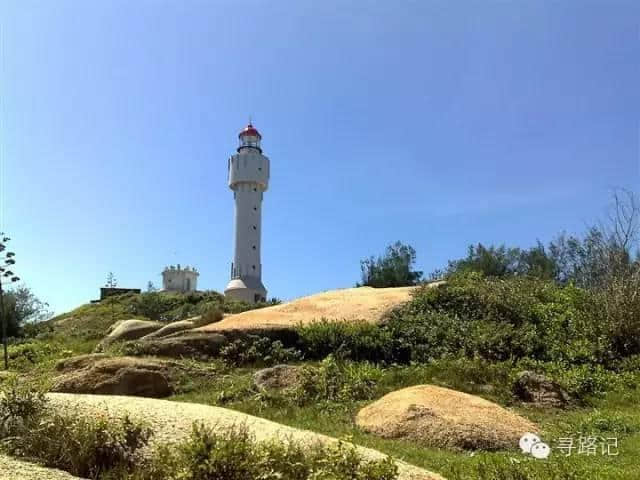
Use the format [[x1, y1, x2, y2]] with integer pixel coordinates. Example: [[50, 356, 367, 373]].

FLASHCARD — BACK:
[[1, 287, 51, 337], [445, 242, 557, 280], [549, 189, 639, 288], [518, 241, 557, 279], [0, 233, 21, 368], [359, 242, 423, 288], [445, 244, 521, 278]]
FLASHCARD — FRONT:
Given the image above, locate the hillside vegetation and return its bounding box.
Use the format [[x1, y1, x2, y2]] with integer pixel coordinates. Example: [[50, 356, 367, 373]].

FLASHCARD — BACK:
[[3, 190, 640, 479], [6, 269, 640, 479], [42, 290, 275, 340]]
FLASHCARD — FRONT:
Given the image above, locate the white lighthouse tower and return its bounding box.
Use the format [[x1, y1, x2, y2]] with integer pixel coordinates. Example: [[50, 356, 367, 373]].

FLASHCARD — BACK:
[[224, 123, 270, 303]]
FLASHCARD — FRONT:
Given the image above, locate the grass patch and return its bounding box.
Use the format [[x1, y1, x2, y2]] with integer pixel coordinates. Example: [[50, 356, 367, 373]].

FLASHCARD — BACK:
[[170, 356, 640, 480]]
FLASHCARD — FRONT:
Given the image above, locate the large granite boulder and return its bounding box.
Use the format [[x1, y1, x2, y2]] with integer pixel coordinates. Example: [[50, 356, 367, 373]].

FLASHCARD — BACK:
[[96, 319, 163, 351], [141, 319, 196, 339], [51, 356, 172, 397], [55, 353, 109, 371], [126, 332, 228, 358], [356, 385, 538, 450], [512, 371, 570, 408]]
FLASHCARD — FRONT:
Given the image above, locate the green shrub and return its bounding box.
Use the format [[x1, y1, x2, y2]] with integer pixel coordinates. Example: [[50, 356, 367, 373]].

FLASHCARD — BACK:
[[125, 290, 266, 323], [0, 382, 151, 478], [129, 292, 171, 320], [544, 363, 620, 398], [139, 423, 397, 480], [384, 273, 604, 364], [220, 336, 302, 367], [292, 354, 383, 405], [615, 354, 640, 372], [296, 274, 640, 373], [193, 307, 224, 327], [595, 268, 640, 359], [11, 414, 151, 478], [297, 319, 398, 363], [7, 340, 60, 368], [510, 360, 639, 400], [0, 380, 47, 438], [575, 409, 639, 435]]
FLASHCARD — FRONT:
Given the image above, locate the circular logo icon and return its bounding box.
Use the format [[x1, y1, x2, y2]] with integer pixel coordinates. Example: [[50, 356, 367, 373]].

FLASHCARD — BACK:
[[530, 441, 551, 459], [519, 433, 541, 453]]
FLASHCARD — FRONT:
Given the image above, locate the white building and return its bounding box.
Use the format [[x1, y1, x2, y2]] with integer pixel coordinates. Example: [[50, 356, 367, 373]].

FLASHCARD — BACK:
[[162, 264, 199, 293], [224, 123, 269, 303]]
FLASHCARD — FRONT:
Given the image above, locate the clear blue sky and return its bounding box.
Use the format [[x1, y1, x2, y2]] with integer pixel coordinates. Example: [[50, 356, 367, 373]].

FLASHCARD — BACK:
[[1, 1, 639, 314]]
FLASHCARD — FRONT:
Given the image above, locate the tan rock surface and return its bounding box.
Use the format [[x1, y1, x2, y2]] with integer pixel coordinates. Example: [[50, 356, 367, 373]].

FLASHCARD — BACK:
[[198, 286, 418, 333], [356, 385, 537, 450], [55, 354, 108, 371], [47, 393, 444, 480], [51, 356, 172, 397], [97, 319, 163, 349], [130, 331, 228, 358], [141, 319, 196, 339], [0, 454, 82, 480]]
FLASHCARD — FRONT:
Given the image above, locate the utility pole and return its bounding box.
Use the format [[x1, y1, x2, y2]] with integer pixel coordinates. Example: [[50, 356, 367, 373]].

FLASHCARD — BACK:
[[0, 234, 20, 370]]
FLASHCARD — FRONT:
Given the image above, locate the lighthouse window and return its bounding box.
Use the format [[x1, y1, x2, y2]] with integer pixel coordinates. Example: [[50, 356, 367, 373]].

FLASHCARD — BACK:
[[253, 188, 257, 192], [252, 225, 256, 230], [252, 245, 256, 250], [252, 265, 256, 270], [253, 206, 257, 211]]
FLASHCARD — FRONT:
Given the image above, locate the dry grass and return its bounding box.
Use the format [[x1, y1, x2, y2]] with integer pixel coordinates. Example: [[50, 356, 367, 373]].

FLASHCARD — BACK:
[[356, 385, 538, 450]]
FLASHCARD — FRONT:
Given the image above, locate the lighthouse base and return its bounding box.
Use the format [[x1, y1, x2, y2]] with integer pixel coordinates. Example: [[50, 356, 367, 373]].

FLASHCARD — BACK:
[[224, 277, 267, 304]]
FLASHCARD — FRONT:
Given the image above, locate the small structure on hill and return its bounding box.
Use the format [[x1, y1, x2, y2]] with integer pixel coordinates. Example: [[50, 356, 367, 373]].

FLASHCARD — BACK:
[[162, 264, 199, 293]]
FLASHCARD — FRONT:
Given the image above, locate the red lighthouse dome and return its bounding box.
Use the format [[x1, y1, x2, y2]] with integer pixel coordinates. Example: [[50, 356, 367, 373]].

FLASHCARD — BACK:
[[239, 123, 261, 139], [238, 122, 262, 152]]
